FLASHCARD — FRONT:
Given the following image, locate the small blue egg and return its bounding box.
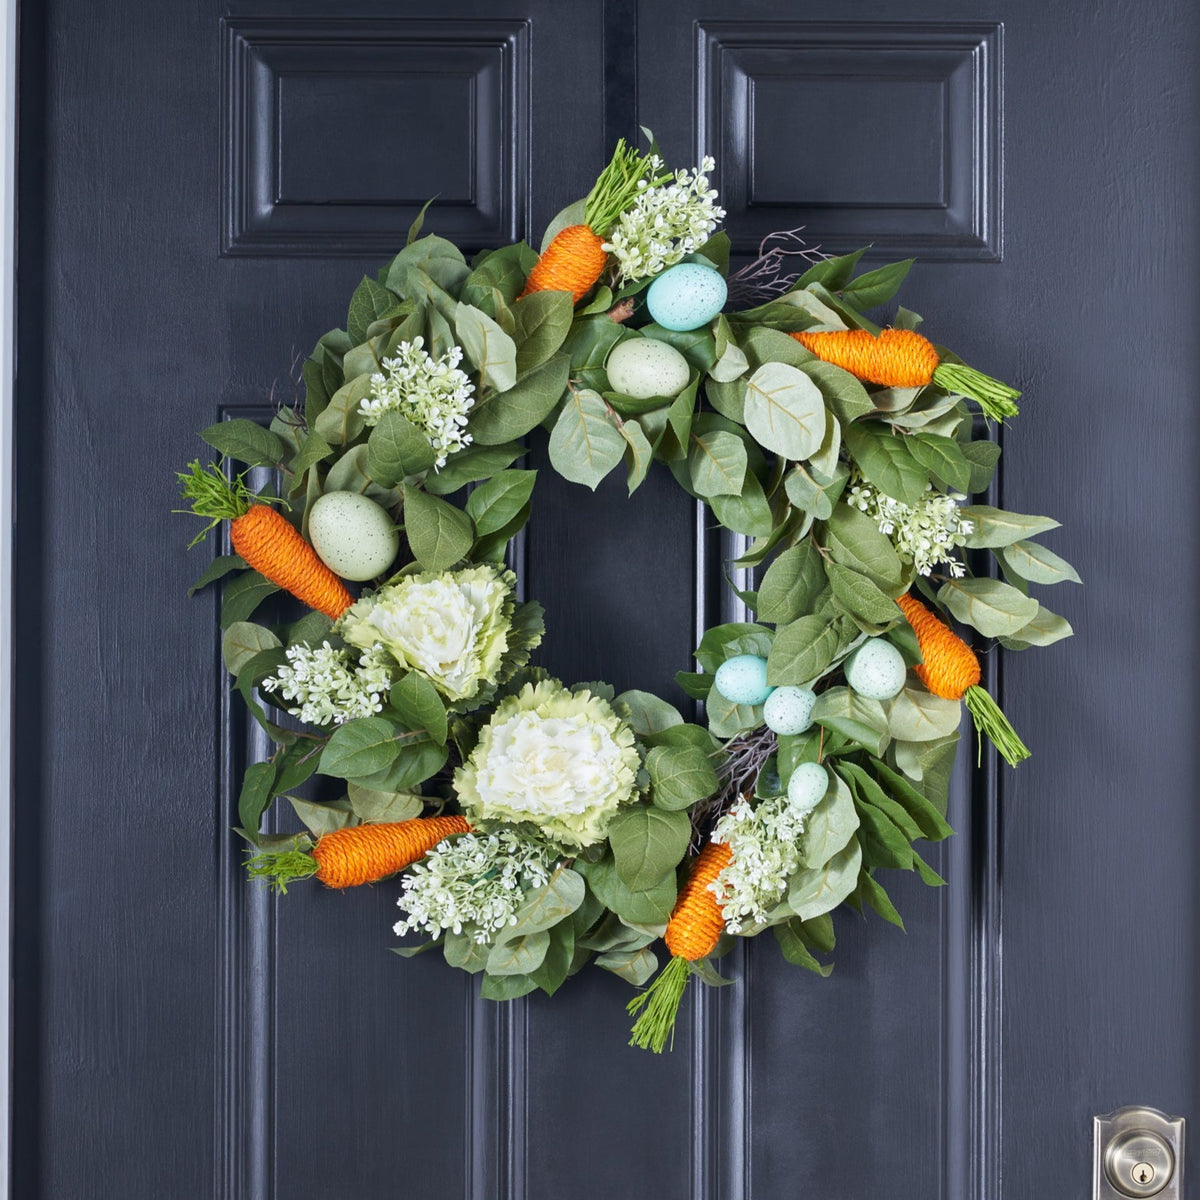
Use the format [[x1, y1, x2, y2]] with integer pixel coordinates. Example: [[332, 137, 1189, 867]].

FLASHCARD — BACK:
[[787, 762, 829, 815], [713, 654, 774, 707], [646, 264, 728, 332], [763, 686, 817, 735], [845, 639, 908, 701]]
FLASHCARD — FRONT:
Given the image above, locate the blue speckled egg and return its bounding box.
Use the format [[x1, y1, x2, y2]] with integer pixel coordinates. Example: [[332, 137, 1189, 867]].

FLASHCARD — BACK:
[[646, 264, 729, 331], [605, 337, 692, 399], [713, 654, 774, 707], [787, 762, 829, 815], [845, 639, 908, 700], [763, 686, 817, 735]]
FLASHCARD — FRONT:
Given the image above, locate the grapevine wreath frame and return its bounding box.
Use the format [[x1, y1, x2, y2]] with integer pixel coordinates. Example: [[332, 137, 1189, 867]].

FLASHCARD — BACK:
[[180, 139, 1077, 1052]]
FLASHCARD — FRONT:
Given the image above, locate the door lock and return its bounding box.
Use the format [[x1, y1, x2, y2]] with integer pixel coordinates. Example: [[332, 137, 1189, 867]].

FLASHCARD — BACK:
[[1094, 1107, 1185, 1199]]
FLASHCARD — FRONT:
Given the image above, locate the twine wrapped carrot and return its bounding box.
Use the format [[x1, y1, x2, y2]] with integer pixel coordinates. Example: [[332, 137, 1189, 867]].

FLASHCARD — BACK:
[[897, 594, 1030, 766], [246, 816, 472, 893], [791, 328, 1021, 421], [627, 840, 732, 1053], [520, 140, 667, 304], [178, 460, 353, 620]]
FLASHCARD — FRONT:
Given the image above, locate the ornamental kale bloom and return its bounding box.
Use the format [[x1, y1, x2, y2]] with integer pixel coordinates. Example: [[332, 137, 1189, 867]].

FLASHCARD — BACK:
[[359, 336, 475, 469], [393, 828, 558, 944], [846, 474, 975, 578], [339, 565, 515, 703], [708, 792, 811, 934], [455, 679, 641, 849], [602, 156, 726, 282], [261, 641, 393, 727]]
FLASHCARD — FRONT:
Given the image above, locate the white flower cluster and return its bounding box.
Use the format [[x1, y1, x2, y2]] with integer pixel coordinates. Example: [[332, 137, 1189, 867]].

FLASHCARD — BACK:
[[602, 156, 726, 281], [709, 794, 810, 934], [393, 829, 558, 944], [261, 641, 393, 726], [359, 336, 475, 469], [846, 476, 975, 577]]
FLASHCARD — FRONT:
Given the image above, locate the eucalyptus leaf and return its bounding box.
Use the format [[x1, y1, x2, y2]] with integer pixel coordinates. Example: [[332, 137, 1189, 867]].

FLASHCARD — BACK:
[[938, 577, 1040, 637], [907, 432, 972, 493], [497, 868, 586, 939], [619, 418, 654, 494], [389, 671, 448, 744], [810, 686, 890, 757], [318, 716, 402, 780], [513, 291, 575, 374], [799, 360, 875, 424], [487, 931, 550, 976], [455, 303, 518, 392], [403, 486, 474, 571], [548, 388, 626, 489], [465, 469, 538, 539], [843, 422, 929, 506], [999, 605, 1075, 649], [220, 571, 279, 628], [787, 839, 862, 921], [960, 505, 1061, 548], [708, 470, 774, 536], [423, 441, 526, 495], [822, 503, 904, 593], [840, 259, 913, 309], [200, 418, 286, 467], [756, 542, 827, 624], [222, 621, 282, 677], [346, 783, 424, 824], [188, 553, 247, 597], [579, 857, 675, 929], [826, 562, 901, 626], [287, 796, 357, 837], [367, 411, 436, 485], [238, 762, 276, 836], [469, 352, 570, 445], [784, 462, 849, 521], [885, 687, 964, 742], [608, 807, 692, 891], [313, 374, 372, 446], [594, 946, 659, 986], [798, 773, 860, 870], [767, 614, 853, 686], [743, 362, 827, 460], [688, 430, 747, 497], [613, 690, 683, 737], [999, 540, 1082, 585]]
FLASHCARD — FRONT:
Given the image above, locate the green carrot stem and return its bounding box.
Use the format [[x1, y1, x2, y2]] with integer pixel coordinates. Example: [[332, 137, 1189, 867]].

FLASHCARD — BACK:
[[244, 846, 319, 894], [964, 685, 1030, 767], [627, 955, 692, 1053], [932, 362, 1021, 421], [583, 139, 670, 236]]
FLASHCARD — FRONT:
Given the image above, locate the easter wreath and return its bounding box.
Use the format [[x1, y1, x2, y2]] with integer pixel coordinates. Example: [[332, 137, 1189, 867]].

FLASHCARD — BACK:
[[179, 139, 1077, 1052]]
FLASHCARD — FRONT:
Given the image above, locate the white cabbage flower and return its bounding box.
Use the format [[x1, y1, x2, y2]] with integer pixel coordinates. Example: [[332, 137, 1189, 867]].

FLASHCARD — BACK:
[[339, 565, 513, 703], [455, 679, 641, 849]]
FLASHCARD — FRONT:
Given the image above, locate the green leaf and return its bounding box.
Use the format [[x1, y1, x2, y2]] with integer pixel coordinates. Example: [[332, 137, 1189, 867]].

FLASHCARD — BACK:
[[852, 795, 915, 870], [960, 505, 1061, 548], [465, 469, 538, 539], [479, 972, 540, 1001], [402, 486, 474, 571], [840, 259, 913, 309], [809, 687, 890, 757], [608, 806, 692, 891], [529, 920, 577, 995], [386, 235, 469, 294], [694, 621, 775, 671], [469, 352, 570, 445], [959, 439, 1001, 493], [487, 931, 550, 976], [288, 796, 356, 838], [885, 687, 963, 742], [787, 840, 862, 921], [756, 542, 827, 624], [353, 739, 447, 792], [346, 783, 423, 823], [548, 388, 626, 489], [461, 242, 539, 309], [188, 553, 247, 597], [999, 540, 1082, 585], [999, 604, 1075, 649], [708, 470, 775, 536], [423, 441, 526, 495], [222, 621, 282, 676], [646, 745, 720, 811], [579, 856, 676, 929], [826, 562, 901, 625], [938, 577, 1040, 637], [865, 758, 954, 841], [767, 614, 854, 686], [455, 303, 518, 392], [784, 462, 849, 522], [823, 503, 904, 593], [613, 690, 683, 737], [367, 411, 437, 486], [200, 418, 286, 467], [907, 433, 972, 493], [220, 570, 279, 628], [705, 690, 764, 739], [855, 872, 906, 929], [313, 374, 372, 446], [799, 361, 875, 425], [594, 946, 659, 986], [688, 430, 748, 497], [318, 716, 402, 780], [389, 672, 448, 744], [561, 316, 631, 392], [444, 929, 489, 973], [774, 921, 834, 976], [798, 773, 860, 869], [289, 430, 335, 479], [843, 423, 929, 506], [347, 276, 402, 344], [512, 291, 574, 374], [619, 418, 654, 494], [796, 247, 867, 292], [743, 362, 827, 460], [238, 761, 276, 835], [837, 762, 923, 841], [499, 869, 587, 939]]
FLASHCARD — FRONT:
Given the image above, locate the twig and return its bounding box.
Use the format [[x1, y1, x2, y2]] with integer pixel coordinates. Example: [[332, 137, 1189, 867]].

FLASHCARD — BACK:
[[690, 725, 779, 851]]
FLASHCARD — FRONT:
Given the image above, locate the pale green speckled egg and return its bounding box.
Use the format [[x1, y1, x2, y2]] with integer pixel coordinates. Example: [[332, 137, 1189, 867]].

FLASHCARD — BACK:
[[713, 654, 774, 707], [646, 264, 728, 331], [605, 336, 692, 400], [763, 685, 817, 735], [787, 761, 829, 815], [308, 491, 399, 582], [845, 638, 908, 701]]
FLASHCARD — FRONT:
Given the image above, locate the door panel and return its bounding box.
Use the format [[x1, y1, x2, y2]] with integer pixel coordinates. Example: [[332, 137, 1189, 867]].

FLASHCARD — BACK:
[[12, 1, 1198, 1199]]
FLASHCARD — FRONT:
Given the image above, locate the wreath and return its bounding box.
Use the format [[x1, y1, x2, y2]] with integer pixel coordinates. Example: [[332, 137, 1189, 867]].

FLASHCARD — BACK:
[[179, 138, 1077, 1052]]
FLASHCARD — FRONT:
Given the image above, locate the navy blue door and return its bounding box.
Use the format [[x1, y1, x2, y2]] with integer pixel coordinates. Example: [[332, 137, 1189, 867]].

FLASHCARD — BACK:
[[12, 1, 1197, 1197]]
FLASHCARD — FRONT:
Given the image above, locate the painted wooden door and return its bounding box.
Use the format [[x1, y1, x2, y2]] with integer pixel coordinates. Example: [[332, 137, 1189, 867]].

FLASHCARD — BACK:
[[11, 0, 1196, 1197]]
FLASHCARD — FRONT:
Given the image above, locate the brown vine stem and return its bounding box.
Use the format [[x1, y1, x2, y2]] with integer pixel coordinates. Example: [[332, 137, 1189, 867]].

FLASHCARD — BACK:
[[690, 724, 779, 852]]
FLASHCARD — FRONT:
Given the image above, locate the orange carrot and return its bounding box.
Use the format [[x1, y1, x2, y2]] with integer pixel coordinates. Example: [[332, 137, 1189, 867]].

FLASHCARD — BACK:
[[897, 594, 1030, 766], [792, 327, 1021, 420], [520, 139, 667, 304], [179, 460, 352, 620], [627, 840, 732, 1052], [246, 815, 472, 893]]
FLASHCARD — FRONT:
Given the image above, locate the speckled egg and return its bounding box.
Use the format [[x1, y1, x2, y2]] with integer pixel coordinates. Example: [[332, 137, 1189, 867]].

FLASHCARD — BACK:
[[713, 654, 774, 707], [646, 263, 729, 331], [845, 638, 908, 701], [605, 336, 692, 399], [763, 686, 817, 735], [787, 761, 830, 815], [308, 491, 399, 582]]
